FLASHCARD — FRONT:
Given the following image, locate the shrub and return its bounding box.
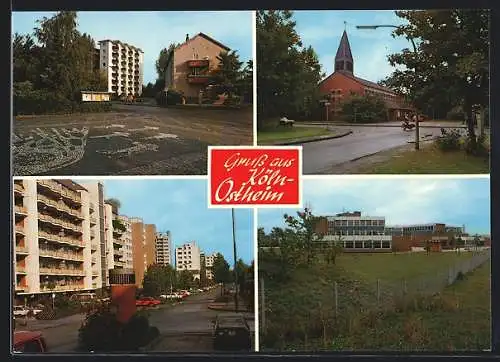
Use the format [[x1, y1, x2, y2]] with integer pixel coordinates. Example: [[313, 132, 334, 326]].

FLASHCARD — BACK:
[[78, 305, 159, 352], [436, 128, 462, 151], [166, 90, 184, 105], [340, 94, 387, 123], [78, 308, 122, 352], [223, 96, 242, 106], [13, 84, 112, 115]]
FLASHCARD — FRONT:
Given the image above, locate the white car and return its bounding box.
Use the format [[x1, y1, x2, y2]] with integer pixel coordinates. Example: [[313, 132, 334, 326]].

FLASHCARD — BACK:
[[13, 306, 30, 317], [30, 306, 43, 316]]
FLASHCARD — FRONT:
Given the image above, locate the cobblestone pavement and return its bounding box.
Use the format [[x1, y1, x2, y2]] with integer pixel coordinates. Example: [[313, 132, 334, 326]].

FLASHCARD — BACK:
[[13, 104, 252, 176]]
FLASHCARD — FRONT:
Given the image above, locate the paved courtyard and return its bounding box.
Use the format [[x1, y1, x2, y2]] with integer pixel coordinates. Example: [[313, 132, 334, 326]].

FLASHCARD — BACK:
[[12, 104, 252, 176]]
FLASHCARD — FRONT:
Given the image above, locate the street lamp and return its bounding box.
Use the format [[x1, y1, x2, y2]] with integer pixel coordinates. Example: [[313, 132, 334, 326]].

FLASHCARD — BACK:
[[231, 208, 239, 312], [356, 24, 420, 150]]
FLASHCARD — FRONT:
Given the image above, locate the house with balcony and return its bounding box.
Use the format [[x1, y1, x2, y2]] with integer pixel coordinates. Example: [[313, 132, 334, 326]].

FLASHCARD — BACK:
[[164, 32, 231, 102]]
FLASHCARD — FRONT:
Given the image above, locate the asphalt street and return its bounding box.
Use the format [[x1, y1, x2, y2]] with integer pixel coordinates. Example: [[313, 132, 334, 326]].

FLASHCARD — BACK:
[[301, 122, 464, 174], [14, 287, 255, 353], [13, 104, 252, 176]]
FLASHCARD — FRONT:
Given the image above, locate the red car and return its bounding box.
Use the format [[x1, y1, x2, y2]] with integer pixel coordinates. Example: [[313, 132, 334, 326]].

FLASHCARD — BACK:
[[135, 297, 161, 307], [13, 331, 48, 353]]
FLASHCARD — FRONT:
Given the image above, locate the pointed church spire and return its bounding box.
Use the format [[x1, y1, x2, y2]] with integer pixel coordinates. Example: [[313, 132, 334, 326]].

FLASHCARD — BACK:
[[334, 30, 354, 74]]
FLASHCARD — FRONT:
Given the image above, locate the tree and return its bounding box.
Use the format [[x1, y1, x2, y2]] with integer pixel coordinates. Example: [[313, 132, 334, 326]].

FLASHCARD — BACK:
[[199, 257, 208, 288], [236, 60, 253, 103], [210, 50, 243, 98], [177, 269, 194, 290], [142, 264, 176, 296], [257, 10, 323, 127], [283, 207, 324, 265], [105, 198, 121, 214], [340, 93, 388, 123], [155, 44, 177, 81], [382, 10, 489, 152], [212, 253, 231, 294]]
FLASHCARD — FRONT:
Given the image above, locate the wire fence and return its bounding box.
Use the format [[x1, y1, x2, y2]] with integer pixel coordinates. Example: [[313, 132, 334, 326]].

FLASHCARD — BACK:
[[259, 249, 490, 334]]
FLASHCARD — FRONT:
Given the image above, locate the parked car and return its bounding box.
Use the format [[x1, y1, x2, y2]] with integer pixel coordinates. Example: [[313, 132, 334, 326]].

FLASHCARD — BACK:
[[160, 293, 182, 300], [30, 306, 43, 316], [13, 306, 30, 317], [179, 290, 190, 297], [13, 331, 48, 353], [212, 313, 252, 351], [136, 297, 161, 307]]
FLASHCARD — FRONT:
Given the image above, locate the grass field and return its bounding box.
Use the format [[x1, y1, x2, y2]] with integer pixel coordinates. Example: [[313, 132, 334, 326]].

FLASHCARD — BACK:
[[357, 143, 490, 174], [257, 126, 331, 145], [260, 251, 490, 352], [338, 262, 491, 351]]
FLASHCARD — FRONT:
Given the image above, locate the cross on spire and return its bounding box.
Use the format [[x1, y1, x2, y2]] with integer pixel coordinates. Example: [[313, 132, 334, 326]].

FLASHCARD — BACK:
[[344, 21, 347, 31]]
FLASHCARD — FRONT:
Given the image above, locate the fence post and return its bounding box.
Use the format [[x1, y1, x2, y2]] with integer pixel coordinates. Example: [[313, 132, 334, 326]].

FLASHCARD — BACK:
[[376, 279, 380, 306], [334, 281, 338, 318], [260, 278, 265, 332]]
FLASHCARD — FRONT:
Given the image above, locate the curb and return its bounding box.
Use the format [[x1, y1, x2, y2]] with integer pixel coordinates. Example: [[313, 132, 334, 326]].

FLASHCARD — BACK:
[[162, 105, 247, 111], [271, 130, 353, 146], [207, 304, 252, 313], [299, 122, 467, 129]]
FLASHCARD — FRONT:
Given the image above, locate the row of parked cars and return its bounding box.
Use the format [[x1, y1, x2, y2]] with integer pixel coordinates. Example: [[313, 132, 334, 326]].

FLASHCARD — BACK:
[[13, 305, 44, 318]]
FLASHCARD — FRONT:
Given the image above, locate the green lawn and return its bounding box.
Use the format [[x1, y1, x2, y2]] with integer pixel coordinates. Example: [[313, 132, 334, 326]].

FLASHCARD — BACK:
[[260, 252, 487, 352], [359, 145, 489, 174], [258, 126, 331, 145], [336, 252, 471, 282]]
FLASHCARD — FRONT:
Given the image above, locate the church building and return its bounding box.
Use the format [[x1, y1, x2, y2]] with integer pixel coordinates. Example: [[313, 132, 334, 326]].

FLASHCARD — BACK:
[[319, 30, 414, 121]]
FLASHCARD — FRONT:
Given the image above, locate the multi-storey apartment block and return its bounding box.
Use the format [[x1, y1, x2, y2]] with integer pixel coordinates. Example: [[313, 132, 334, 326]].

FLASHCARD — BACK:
[[13, 180, 91, 298], [118, 215, 134, 270], [204, 253, 216, 280], [318, 211, 393, 251], [97, 40, 144, 97], [12, 179, 138, 302], [131, 218, 156, 287], [164, 32, 230, 101], [175, 241, 201, 278], [156, 231, 172, 266]]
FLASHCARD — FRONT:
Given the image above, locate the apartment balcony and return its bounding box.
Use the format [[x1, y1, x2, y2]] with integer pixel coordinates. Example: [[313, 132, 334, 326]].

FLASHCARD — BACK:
[[90, 216, 97, 225], [15, 245, 29, 254], [14, 205, 28, 216], [92, 269, 99, 276], [113, 248, 124, 256], [37, 194, 83, 219], [14, 183, 25, 194], [38, 230, 84, 248], [16, 264, 27, 273], [187, 59, 209, 68], [114, 260, 125, 268], [37, 180, 81, 204], [91, 242, 98, 251], [15, 224, 25, 235], [187, 74, 211, 84], [40, 285, 85, 293], [15, 285, 27, 292], [39, 267, 85, 276], [39, 249, 84, 262], [91, 255, 97, 263], [38, 213, 83, 234], [90, 229, 96, 239]]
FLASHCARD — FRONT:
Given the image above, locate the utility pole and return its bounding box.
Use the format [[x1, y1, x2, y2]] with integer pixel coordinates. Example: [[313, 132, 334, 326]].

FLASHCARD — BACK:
[[232, 208, 239, 312]]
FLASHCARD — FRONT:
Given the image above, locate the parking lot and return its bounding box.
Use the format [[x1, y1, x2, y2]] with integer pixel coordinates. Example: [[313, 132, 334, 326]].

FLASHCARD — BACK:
[[13, 104, 253, 176]]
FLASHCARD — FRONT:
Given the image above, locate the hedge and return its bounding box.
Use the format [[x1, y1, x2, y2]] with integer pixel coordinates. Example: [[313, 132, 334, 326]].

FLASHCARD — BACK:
[[14, 91, 112, 116]]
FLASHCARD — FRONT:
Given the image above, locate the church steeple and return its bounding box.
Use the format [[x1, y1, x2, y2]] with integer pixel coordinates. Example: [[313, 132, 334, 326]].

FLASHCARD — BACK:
[[335, 30, 354, 74]]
